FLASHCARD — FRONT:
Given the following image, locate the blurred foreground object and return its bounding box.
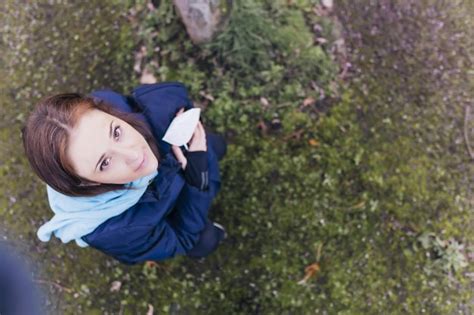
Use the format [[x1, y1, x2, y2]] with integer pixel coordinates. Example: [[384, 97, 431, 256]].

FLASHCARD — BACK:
[[173, 0, 233, 44], [0, 243, 42, 315]]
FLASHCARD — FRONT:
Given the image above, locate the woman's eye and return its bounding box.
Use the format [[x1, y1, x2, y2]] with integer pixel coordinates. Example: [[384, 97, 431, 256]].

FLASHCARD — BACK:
[[113, 126, 121, 140], [100, 158, 111, 171]]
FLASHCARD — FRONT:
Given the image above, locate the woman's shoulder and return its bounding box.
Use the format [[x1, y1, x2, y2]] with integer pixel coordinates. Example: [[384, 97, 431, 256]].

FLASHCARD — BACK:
[[89, 90, 134, 113], [132, 81, 189, 99], [89, 81, 191, 113], [131, 81, 193, 114]]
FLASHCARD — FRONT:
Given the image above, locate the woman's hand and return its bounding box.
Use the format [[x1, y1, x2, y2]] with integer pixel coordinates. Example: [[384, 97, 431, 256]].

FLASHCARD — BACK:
[[171, 108, 187, 169], [188, 121, 207, 152], [171, 145, 187, 170], [171, 108, 207, 170]]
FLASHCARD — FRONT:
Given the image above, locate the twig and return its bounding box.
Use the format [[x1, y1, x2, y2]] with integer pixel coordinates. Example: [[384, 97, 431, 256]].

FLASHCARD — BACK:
[[34, 279, 73, 293], [315, 242, 323, 262], [464, 105, 474, 160], [283, 129, 304, 141]]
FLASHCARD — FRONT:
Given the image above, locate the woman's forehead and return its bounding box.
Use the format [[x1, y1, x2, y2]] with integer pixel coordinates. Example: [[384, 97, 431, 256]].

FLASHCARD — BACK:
[[68, 109, 114, 175], [71, 109, 113, 138]]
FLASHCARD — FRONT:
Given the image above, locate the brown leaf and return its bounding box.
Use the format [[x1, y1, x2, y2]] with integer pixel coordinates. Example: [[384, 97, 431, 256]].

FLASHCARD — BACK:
[[302, 97, 316, 107], [284, 129, 304, 141], [133, 45, 147, 73], [297, 263, 320, 285], [110, 281, 122, 292], [199, 91, 215, 102], [308, 139, 320, 147], [147, 2, 156, 11], [260, 97, 270, 108], [352, 201, 366, 209], [146, 304, 154, 315], [321, 0, 334, 10], [145, 261, 159, 269], [313, 24, 323, 35], [316, 37, 328, 45], [140, 67, 157, 84]]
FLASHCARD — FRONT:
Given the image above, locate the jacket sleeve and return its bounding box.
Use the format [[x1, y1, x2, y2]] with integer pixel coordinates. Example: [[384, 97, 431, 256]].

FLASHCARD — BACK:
[[184, 151, 209, 190], [164, 145, 221, 247], [93, 218, 201, 264], [167, 173, 218, 237], [83, 191, 211, 264]]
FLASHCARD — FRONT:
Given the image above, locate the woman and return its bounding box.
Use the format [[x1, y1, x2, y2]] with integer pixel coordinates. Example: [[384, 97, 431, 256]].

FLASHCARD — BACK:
[[22, 82, 226, 264]]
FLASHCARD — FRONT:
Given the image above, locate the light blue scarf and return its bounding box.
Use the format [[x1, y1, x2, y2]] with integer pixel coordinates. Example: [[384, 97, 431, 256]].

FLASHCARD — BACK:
[[37, 171, 158, 247]]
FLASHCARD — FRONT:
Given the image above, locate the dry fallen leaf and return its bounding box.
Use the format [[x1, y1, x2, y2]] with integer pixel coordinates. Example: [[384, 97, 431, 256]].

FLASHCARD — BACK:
[[352, 201, 366, 209], [316, 37, 328, 44], [146, 304, 154, 315], [110, 280, 121, 292], [297, 263, 320, 285], [313, 24, 323, 34], [147, 2, 156, 11], [140, 67, 157, 84], [199, 91, 215, 102], [145, 261, 159, 269], [308, 139, 320, 147], [133, 45, 147, 73], [302, 97, 316, 107], [321, 0, 334, 10]]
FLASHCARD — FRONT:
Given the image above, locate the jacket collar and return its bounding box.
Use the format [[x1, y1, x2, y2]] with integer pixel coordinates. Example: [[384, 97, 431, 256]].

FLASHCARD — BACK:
[[138, 153, 181, 203]]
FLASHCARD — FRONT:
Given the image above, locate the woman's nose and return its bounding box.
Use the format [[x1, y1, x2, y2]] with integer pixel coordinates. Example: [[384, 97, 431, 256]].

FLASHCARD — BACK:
[[119, 146, 140, 164]]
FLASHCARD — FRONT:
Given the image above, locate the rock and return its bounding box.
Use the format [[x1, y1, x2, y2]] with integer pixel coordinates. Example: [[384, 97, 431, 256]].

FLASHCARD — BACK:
[[173, 0, 232, 44], [321, 0, 333, 10]]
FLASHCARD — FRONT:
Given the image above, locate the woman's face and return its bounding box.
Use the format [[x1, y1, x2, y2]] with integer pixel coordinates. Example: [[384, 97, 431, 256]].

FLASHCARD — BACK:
[[67, 109, 159, 184]]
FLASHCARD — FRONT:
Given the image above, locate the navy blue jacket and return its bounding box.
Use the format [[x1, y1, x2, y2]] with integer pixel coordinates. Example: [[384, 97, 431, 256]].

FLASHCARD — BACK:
[[81, 82, 221, 264]]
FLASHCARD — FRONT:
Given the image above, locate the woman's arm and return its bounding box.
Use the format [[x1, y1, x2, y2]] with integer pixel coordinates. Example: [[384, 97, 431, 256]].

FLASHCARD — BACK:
[[83, 183, 219, 264], [82, 187, 213, 264], [171, 117, 210, 190]]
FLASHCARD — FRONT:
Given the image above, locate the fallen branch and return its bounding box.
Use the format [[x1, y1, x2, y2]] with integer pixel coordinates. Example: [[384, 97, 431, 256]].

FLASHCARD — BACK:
[[464, 105, 474, 160], [283, 129, 305, 141], [34, 279, 73, 293]]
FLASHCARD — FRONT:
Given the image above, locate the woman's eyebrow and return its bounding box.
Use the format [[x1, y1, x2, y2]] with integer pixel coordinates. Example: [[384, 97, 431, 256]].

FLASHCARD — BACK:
[[94, 120, 114, 172]]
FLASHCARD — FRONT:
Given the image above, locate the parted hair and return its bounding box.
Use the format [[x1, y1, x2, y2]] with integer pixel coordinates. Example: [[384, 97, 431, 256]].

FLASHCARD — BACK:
[[22, 93, 159, 197]]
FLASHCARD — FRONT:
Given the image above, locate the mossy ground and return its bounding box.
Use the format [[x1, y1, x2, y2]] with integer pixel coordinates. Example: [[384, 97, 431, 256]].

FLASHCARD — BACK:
[[0, 0, 472, 314]]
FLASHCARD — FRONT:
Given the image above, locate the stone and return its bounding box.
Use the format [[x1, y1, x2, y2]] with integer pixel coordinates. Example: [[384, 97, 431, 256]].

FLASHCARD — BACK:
[[173, 0, 232, 44], [321, 0, 333, 10]]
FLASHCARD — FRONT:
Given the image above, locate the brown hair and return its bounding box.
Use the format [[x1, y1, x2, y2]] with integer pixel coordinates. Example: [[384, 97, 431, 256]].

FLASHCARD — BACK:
[[22, 93, 159, 197]]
